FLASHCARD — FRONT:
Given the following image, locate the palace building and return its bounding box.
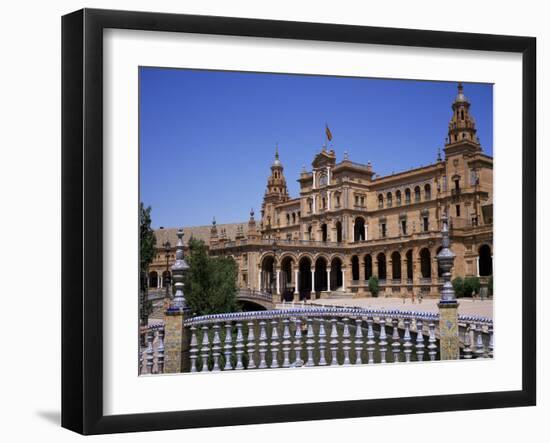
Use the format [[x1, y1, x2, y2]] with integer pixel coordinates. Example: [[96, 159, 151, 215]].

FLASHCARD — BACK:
[[149, 83, 493, 301]]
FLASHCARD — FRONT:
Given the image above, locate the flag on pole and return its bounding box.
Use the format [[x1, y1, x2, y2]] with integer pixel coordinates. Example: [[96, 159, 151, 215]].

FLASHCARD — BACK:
[[325, 124, 332, 142]]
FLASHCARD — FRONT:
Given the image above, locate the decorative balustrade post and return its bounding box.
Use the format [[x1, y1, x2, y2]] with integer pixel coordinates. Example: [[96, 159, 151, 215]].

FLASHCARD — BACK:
[[329, 317, 339, 365], [200, 325, 210, 372], [163, 229, 192, 373], [247, 320, 256, 369], [282, 318, 292, 368], [427, 320, 437, 361], [366, 316, 375, 364], [305, 318, 315, 367], [354, 317, 364, 365], [223, 322, 233, 370], [342, 318, 351, 365], [391, 317, 401, 363], [258, 320, 268, 369], [235, 322, 245, 369], [189, 326, 198, 372], [403, 318, 412, 362], [379, 317, 388, 364], [474, 323, 486, 358], [318, 318, 328, 366], [462, 324, 473, 359], [293, 317, 304, 367], [436, 214, 460, 360], [146, 329, 154, 374], [157, 328, 165, 373], [415, 319, 425, 362], [269, 320, 280, 368], [211, 324, 221, 371]]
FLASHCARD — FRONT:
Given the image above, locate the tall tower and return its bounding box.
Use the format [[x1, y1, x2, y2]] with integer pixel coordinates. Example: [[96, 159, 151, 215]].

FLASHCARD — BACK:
[[444, 83, 482, 156], [261, 145, 289, 232]]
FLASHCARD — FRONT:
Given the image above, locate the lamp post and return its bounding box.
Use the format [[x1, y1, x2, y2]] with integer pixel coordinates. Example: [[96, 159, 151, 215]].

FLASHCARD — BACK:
[[164, 240, 171, 300]]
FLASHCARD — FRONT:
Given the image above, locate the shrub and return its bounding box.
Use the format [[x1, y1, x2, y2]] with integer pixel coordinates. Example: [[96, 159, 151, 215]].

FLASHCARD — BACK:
[[452, 276, 464, 298], [368, 276, 380, 297], [463, 276, 480, 297]]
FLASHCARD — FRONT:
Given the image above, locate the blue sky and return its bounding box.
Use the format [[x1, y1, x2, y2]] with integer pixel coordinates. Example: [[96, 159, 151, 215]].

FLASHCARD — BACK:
[[139, 67, 493, 229]]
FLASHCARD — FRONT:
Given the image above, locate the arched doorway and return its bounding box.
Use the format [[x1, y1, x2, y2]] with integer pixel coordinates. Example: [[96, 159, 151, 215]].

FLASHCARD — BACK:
[[391, 251, 401, 281], [280, 256, 294, 301], [314, 257, 328, 294], [376, 253, 387, 281], [335, 221, 343, 243], [419, 248, 431, 279], [298, 257, 312, 300], [354, 217, 366, 242], [364, 254, 373, 280], [478, 244, 493, 276], [351, 255, 360, 281], [148, 271, 158, 288], [330, 257, 343, 290], [261, 255, 276, 293], [406, 249, 413, 282]]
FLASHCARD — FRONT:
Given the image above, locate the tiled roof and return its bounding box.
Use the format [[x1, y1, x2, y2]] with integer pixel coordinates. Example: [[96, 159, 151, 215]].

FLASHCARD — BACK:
[[154, 222, 249, 248]]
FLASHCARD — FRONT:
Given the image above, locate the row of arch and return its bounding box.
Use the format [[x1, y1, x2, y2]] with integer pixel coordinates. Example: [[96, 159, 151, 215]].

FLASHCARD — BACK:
[[147, 270, 171, 288], [378, 184, 431, 209], [260, 254, 345, 301]]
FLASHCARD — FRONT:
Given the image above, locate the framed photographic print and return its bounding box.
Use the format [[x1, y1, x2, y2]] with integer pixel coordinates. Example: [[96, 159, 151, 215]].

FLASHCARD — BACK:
[[61, 8, 536, 435]]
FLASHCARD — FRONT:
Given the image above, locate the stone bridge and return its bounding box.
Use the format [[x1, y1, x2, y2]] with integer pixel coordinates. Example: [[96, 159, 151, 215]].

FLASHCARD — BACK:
[[237, 288, 275, 310]]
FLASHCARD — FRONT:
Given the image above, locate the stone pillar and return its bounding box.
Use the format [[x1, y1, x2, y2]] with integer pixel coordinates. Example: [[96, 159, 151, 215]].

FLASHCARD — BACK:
[[258, 270, 262, 291], [326, 268, 331, 292], [294, 269, 299, 301], [437, 214, 460, 360], [342, 269, 346, 291], [276, 269, 281, 295], [476, 256, 480, 277], [311, 268, 315, 294], [360, 259, 366, 282], [164, 229, 192, 373]]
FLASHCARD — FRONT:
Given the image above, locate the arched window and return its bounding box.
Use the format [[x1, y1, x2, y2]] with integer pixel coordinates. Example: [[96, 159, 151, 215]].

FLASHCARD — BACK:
[[286, 213, 290, 225], [364, 254, 373, 280], [419, 248, 431, 279], [405, 188, 411, 204], [376, 253, 387, 280], [414, 186, 421, 202], [307, 225, 313, 240], [424, 183, 431, 200], [292, 212, 296, 224], [354, 217, 366, 242], [386, 192, 393, 207], [478, 244, 493, 276], [396, 190, 402, 206], [335, 221, 343, 243], [351, 255, 360, 281], [321, 223, 328, 242], [378, 194, 384, 208], [391, 251, 401, 281]]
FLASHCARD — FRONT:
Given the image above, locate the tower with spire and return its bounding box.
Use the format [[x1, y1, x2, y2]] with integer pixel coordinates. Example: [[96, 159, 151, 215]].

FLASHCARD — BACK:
[[444, 82, 482, 157], [261, 145, 289, 234]]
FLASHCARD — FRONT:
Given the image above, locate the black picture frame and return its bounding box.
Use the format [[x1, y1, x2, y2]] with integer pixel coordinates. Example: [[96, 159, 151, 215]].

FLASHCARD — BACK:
[[61, 8, 536, 435]]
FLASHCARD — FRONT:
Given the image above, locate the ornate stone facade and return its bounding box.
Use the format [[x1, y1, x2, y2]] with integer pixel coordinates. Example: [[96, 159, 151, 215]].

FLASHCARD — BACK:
[[150, 83, 494, 301]]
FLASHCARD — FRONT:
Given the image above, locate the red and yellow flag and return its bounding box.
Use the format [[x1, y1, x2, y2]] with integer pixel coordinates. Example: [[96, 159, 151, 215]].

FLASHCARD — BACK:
[[325, 124, 333, 141]]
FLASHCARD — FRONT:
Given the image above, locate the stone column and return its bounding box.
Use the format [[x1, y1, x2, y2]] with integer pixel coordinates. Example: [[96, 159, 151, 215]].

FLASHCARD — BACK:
[[326, 268, 331, 292], [276, 269, 281, 295], [476, 256, 480, 277], [311, 268, 315, 294], [258, 270, 262, 291], [437, 215, 460, 360]]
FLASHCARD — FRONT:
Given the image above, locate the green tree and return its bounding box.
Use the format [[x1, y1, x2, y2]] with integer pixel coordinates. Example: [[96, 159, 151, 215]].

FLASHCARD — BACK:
[[463, 276, 480, 297], [139, 203, 156, 324], [184, 238, 239, 316], [368, 276, 380, 297], [452, 276, 464, 298]]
